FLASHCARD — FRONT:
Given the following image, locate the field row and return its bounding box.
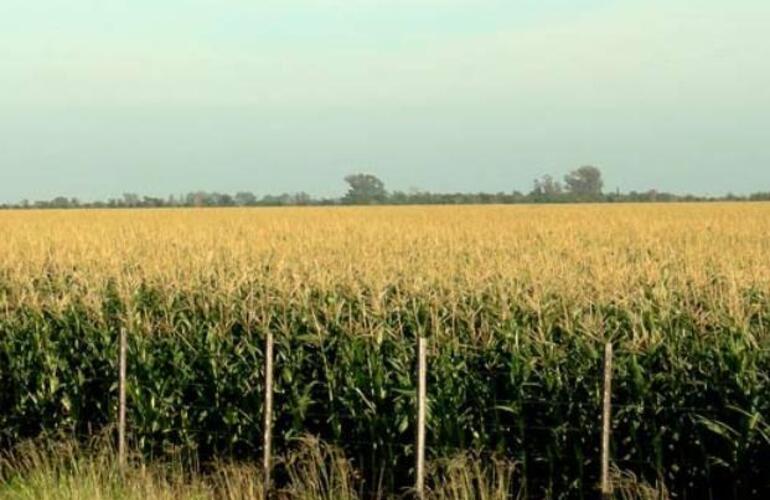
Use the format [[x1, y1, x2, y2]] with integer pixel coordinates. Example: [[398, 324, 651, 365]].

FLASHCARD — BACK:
[[2, 284, 770, 497]]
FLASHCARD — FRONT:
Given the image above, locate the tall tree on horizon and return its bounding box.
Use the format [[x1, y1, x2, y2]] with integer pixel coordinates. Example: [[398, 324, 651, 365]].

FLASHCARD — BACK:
[[564, 166, 604, 199], [342, 174, 387, 205]]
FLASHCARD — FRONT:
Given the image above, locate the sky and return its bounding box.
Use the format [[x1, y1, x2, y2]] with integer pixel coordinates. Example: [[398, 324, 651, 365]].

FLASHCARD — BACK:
[[1, 0, 769, 202]]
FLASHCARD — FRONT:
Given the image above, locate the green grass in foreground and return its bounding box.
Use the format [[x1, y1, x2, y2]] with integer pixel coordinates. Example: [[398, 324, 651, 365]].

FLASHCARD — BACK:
[[0, 436, 667, 500]]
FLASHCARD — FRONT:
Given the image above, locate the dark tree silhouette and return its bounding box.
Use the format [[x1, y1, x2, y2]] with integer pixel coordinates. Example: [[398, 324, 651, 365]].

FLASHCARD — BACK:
[[342, 174, 387, 205], [531, 175, 563, 201], [235, 192, 258, 206], [564, 166, 603, 199]]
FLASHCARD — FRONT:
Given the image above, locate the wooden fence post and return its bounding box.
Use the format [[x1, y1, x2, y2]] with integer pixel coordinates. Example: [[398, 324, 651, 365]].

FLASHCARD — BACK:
[[601, 342, 614, 499], [118, 326, 127, 468], [263, 331, 275, 500], [416, 336, 427, 499]]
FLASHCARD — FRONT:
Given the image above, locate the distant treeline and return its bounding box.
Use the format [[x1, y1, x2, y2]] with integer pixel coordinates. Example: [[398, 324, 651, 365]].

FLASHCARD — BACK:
[[4, 166, 770, 209]]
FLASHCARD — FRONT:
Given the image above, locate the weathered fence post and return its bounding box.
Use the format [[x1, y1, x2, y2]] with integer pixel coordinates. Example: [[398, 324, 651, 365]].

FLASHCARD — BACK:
[[263, 330, 275, 500], [118, 326, 127, 468], [601, 342, 614, 499], [416, 335, 428, 499]]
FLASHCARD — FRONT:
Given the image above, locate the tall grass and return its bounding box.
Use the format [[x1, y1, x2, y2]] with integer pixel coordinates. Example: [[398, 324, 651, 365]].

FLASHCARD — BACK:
[[0, 437, 232, 500], [0, 437, 672, 500]]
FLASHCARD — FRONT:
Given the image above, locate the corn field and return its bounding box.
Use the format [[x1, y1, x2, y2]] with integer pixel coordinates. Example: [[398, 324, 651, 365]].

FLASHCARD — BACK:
[[1, 204, 770, 498]]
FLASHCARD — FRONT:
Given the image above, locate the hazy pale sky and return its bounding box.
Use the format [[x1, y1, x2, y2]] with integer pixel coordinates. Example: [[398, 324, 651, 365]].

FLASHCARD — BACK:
[[1, 0, 768, 202]]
